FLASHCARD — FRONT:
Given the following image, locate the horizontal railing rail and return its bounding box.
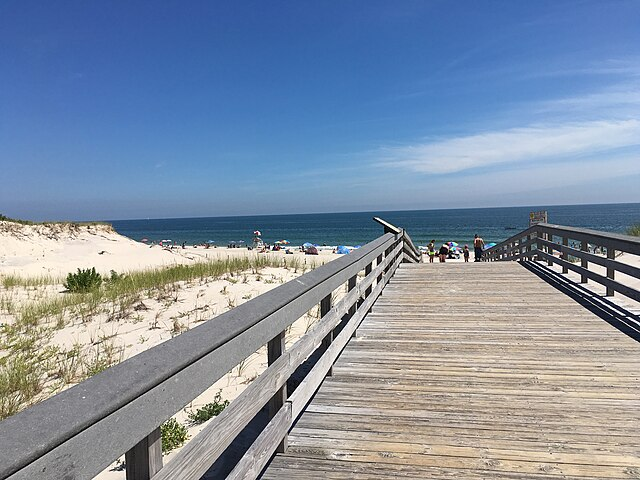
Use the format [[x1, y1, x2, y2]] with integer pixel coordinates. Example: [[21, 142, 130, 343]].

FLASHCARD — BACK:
[[0, 219, 418, 480], [484, 223, 640, 303], [373, 216, 422, 263]]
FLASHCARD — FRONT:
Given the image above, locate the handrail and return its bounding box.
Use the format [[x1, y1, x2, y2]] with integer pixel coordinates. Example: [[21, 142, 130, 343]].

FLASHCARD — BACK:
[[373, 216, 422, 262], [0, 218, 418, 480], [484, 222, 640, 303]]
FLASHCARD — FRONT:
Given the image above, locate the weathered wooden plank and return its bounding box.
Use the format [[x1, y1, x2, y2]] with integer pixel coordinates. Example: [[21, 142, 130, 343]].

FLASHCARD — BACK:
[[288, 253, 403, 418], [226, 403, 292, 480], [124, 427, 162, 480], [262, 261, 640, 479], [152, 245, 403, 480]]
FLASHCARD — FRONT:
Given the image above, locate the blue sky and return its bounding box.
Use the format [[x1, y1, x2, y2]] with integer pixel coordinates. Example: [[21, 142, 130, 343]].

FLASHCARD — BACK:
[[1, 1, 639, 221]]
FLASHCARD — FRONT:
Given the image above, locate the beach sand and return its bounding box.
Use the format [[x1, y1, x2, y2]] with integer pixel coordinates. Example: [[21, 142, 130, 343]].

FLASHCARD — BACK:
[[0, 221, 343, 478], [0, 221, 339, 278]]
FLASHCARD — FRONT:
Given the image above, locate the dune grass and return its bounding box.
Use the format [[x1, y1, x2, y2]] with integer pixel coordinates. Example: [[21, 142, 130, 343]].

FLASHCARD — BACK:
[[0, 255, 311, 420], [1, 274, 62, 289], [627, 224, 640, 237], [0, 213, 110, 227]]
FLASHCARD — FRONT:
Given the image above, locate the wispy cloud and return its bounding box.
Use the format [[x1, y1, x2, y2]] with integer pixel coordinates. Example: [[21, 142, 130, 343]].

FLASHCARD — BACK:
[[377, 120, 640, 175], [534, 84, 640, 114]]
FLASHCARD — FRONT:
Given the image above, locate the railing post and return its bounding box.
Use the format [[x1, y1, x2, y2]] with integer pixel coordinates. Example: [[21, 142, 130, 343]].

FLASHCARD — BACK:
[[125, 427, 162, 480], [384, 243, 394, 274], [347, 274, 359, 337], [562, 237, 568, 273], [606, 247, 615, 296], [537, 230, 545, 262], [581, 241, 588, 283], [364, 262, 372, 299], [320, 293, 333, 376], [267, 330, 287, 453], [547, 234, 553, 266]]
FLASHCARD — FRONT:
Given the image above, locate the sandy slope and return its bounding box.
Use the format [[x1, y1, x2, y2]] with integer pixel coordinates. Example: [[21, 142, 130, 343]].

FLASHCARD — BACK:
[[0, 221, 342, 478], [0, 220, 339, 277]]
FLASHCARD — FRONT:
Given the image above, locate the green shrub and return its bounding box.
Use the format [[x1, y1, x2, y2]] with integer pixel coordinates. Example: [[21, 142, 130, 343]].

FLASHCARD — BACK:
[[627, 224, 640, 237], [187, 390, 229, 424], [64, 268, 102, 293], [160, 418, 189, 453]]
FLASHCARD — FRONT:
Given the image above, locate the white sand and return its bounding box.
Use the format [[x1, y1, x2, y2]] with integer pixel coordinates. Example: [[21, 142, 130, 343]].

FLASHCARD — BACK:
[[0, 221, 339, 278], [0, 221, 343, 478]]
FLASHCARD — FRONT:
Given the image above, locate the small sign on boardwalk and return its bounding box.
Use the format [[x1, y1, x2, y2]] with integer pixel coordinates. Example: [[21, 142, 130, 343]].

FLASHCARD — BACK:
[[529, 210, 548, 226]]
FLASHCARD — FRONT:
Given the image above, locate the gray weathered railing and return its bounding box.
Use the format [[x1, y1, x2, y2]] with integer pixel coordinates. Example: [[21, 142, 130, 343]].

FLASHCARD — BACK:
[[0, 218, 421, 480], [373, 216, 422, 263], [484, 222, 640, 303]]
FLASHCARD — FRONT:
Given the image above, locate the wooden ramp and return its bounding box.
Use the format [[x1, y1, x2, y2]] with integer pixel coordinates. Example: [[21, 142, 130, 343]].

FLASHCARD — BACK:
[[261, 262, 640, 479]]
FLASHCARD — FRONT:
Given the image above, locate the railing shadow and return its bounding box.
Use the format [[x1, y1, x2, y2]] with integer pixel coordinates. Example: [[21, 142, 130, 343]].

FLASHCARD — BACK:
[[521, 260, 640, 343]]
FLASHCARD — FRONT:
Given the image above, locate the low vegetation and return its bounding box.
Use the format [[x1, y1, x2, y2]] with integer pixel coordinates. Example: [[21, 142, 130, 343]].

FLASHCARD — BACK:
[[160, 418, 189, 453], [0, 213, 109, 227], [186, 390, 229, 424], [64, 268, 103, 293], [0, 256, 312, 420], [627, 224, 640, 237], [1, 274, 61, 289]]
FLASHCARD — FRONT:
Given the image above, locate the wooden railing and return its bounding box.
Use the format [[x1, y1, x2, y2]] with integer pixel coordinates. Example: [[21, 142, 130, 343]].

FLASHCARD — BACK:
[[484, 223, 640, 303], [0, 219, 421, 480]]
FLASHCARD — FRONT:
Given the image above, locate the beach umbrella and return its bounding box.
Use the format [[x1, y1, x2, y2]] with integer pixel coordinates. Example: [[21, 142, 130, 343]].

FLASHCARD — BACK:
[[302, 242, 314, 249], [141, 238, 149, 243], [279, 240, 290, 244], [206, 240, 215, 244], [484, 242, 497, 250], [448, 241, 459, 247]]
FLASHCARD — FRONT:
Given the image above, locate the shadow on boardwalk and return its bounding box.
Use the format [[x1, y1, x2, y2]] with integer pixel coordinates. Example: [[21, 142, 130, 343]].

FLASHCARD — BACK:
[[522, 260, 640, 343]]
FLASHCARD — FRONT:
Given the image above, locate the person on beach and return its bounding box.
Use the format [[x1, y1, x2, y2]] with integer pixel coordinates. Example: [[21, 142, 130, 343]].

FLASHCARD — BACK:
[[427, 240, 436, 263], [438, 243, 449, 263], [474, 234, 484, 262], [463, 245, 470, 262]]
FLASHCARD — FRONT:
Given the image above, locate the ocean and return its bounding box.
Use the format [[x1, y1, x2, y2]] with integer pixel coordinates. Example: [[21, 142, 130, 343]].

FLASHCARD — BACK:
[[110, 203, 640, 249]]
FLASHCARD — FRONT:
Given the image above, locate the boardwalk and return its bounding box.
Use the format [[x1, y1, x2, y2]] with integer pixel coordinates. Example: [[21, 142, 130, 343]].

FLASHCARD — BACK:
[[262, 262, 640, 479]]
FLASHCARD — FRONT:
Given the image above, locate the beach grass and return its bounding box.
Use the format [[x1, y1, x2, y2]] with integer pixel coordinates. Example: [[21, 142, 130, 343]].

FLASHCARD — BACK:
[[627, 224, 640, 237], [0, 213, 110, 227], [1, 274, 62, 289], [0, 255, 310, 420]]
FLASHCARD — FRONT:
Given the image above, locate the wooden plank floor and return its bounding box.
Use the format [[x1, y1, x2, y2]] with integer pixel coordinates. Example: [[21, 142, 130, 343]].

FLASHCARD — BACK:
[[261, 262, 640, 479]]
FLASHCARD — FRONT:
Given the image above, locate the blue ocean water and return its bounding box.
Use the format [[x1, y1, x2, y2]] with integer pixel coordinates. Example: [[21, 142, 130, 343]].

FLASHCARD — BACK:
[[110, 203, 640, 249]]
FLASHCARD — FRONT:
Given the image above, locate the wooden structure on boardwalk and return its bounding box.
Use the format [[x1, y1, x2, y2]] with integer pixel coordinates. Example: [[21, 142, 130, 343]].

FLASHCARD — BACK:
[[1, 219, 639, 479], [263, 262, 640, 478]]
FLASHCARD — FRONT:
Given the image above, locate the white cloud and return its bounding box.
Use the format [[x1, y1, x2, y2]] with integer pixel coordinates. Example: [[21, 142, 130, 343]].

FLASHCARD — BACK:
[[378, 119, 640, 174], [535, 85, 640, 114]]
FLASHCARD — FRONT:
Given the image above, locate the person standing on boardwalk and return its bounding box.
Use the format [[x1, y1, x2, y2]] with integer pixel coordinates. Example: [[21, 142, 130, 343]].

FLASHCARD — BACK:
[[473, 234, 484, 262], [463, 244, 470, 262]]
